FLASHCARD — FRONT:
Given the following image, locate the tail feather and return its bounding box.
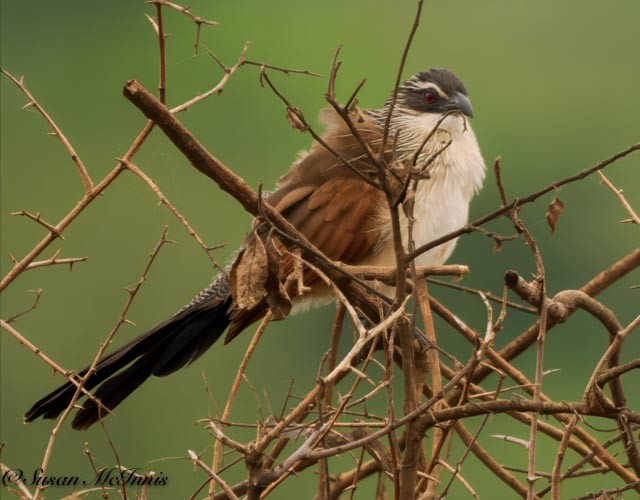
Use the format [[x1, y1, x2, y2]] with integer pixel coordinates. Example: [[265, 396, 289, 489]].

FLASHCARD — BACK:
[[72, 354, 156, 430], [152, 307, 227, 376], [24, 297, 231, 430]]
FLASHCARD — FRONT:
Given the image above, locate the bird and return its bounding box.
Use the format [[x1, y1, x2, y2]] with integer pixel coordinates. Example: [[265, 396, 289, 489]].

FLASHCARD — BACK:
[[25, 68, 485, 430]]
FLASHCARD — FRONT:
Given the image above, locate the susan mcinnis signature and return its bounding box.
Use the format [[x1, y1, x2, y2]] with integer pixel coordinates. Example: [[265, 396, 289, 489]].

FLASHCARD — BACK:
[[2, 467, 168, 488]]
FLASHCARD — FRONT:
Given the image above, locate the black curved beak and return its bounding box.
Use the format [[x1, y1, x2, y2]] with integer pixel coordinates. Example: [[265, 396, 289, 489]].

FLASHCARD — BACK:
[[448, 91, 474, 118]]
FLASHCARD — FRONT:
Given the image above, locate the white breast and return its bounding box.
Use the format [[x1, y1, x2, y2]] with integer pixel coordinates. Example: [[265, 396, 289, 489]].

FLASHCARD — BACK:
[[372, 113, 486, 268], [291, 113, 485, 312]]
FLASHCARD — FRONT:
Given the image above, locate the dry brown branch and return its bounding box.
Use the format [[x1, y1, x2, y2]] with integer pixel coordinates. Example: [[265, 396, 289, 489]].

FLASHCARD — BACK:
[[1, 36, 255, 293], [0, 459, 34, 499], [597, 358, 640, 386], [506, 205, 549, 498], [208, 313, 272, 498], [574, 480, 640, 499], [4, 4, 639, 498], [536, 431, 628, 496], [30, 227, 173, 500], [441, 364, 601, 468], [188, 450, 239, 500], [416, 278, 443, 496], [379, 0, 425, 154], [119, 68, 635, 498], [259, 69, 381, 189], [120, 158, 224, 270], [146, 0, 218, 54], [506, 270, 640, 478], [0, 120, 153, 294], [328, 459, 381, 499], [550, 416, 579, 499], [243, 59, 321, 77], [4, 288, 43, 323], [152, 2, 166, 103], [123, 78, 402, 328], [427, 277, 537, 313], [1, 319, 112, 416], [147, 0, 219, 27], [11, 210, 64, 239], [319, 8, 434, 491], [83, 442, 110, 500], [170, 43, 250, 113], [475, 248, 640, 382], [597, 170, 640, 224], [339, 263, 469, 283], [453, 420, 529, 497], [433, 459, 479, 499], [407, 142, 640, 262], [1, 68, 93, 192], [429, 296, 639, 488], [25, 254, 88, 271]]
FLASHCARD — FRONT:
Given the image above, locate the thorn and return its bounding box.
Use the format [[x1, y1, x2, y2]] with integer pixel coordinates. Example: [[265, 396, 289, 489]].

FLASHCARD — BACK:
[[21, 101, 35, 110], [542, 368, 561, 377]]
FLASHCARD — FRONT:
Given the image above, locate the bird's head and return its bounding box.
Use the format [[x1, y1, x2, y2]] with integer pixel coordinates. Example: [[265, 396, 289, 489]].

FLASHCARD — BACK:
[[395, 68, 473, 119]]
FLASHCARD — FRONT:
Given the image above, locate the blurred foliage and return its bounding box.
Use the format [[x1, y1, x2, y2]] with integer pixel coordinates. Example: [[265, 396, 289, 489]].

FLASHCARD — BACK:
[[1, 1, 639, 498]]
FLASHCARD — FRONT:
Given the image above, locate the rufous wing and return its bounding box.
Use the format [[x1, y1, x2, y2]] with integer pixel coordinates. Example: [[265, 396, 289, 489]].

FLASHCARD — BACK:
[[226, 109, 387, 342]]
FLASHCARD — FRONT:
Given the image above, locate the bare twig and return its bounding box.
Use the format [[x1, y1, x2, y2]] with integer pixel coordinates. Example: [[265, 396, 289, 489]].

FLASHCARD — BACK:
[[84, 442, 109, 500], [171, 43, 250, 113], [120, 158, 224, 271], [146, 0, 218, 54], [4, 288, 43, 323], [597, 170, 640, 224], [25, 252, 87, 272], [188, 450, 239, 500], [208, 313, 272, 498], [408, 143, 640, 262], [11, 210, 64, 239], [1, 320, 111, 416], [0, 460, 34, 499], [1, 68, 93, 192], [30, 227, 173, 500]]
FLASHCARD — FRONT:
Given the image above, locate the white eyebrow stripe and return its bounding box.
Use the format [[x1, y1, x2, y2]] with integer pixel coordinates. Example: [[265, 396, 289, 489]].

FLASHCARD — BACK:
[[417, 82, 449, 100]]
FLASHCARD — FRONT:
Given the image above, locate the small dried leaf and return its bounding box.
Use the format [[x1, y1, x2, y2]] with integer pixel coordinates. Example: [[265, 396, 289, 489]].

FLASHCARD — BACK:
[[230, 232, 268, 310], [285, 107, 308, 132], [546, 193, 564, 234], [265, 237, 292, 320]]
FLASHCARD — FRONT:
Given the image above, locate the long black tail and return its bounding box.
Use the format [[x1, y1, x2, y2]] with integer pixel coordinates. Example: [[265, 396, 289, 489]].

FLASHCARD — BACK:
[[24, 297, 232, 430]]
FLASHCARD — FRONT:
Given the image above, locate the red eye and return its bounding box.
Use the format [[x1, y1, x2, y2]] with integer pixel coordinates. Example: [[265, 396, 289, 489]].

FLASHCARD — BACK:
[[423, 91, 437, 104]]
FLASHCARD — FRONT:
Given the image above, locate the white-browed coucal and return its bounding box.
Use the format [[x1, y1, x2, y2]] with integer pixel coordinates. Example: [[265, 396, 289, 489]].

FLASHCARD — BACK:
[[25, 68, 485, 429]]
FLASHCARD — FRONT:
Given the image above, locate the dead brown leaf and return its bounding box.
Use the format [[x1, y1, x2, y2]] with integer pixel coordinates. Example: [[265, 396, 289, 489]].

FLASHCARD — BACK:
[[285, 107, 308, 132], [546, 192, 565, 234], [265, 236, 292, 320], [230, 231, 268, 310]]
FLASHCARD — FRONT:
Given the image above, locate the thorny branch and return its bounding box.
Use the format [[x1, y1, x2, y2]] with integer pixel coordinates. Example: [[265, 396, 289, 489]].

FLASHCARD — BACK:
[[125, 63, 640, 500], [1, 69, 94, 192], [2, 1, 639, 499]]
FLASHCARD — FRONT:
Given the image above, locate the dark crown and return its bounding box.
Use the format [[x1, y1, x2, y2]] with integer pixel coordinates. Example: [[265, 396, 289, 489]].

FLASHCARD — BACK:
[[401, 68, 468, 97]]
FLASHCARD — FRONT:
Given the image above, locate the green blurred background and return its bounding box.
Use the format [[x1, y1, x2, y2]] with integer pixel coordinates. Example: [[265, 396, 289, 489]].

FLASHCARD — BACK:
[[1, 1, 639, 498]]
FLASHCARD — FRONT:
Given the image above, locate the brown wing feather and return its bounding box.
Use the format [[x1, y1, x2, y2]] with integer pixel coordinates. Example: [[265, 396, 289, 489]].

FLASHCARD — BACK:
[[226, 109, 387, 341]]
